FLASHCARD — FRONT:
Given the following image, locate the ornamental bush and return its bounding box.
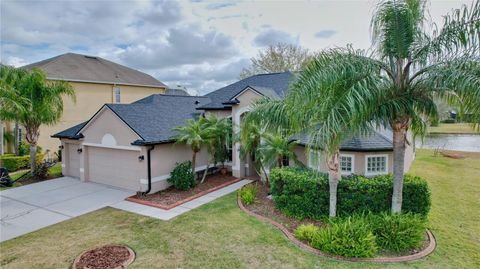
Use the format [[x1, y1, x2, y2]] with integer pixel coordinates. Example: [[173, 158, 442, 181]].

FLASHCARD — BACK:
[[168, 161, 196, 190], [0, 154, 44, 172], [270, 168, 431, 219], [367, 212, 427, 252], [311, 217, 378, 258], [239, 184, 258, 205], [294, 224, 319, 243]]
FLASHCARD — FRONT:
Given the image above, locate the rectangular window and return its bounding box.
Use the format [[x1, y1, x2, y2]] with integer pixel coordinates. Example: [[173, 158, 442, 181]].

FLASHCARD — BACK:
[[340, 154, 354, 174], [308, 150, 320, 170], [366, 155, 388, 175], [114, 87, 121, 103]]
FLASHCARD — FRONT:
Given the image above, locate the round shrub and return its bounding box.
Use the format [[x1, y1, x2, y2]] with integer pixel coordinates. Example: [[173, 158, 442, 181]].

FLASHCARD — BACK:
[[311, 217, 378, 258], [168, 161, 196, 190], [294, 224, 319, 243], [239, 184, 258, 205], [367, 213, 427, 252]]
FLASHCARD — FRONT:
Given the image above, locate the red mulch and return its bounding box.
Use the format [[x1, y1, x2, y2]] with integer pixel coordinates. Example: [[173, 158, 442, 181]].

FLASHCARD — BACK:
[[135, 173, 238, 206], [75, 245, 132, 269], [244, 182, 323, 232]]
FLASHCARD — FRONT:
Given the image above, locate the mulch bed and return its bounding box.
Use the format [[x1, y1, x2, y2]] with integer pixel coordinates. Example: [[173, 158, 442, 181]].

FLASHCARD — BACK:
[[239, 182, 437, 263], [245, 182, 323, 232], [73, 245, 135, 269], [127, 173, 241, 209]]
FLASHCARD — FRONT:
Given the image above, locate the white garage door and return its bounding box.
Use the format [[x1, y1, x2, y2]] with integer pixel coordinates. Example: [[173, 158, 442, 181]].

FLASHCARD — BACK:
[[66, 143, 80, 178], [86, 147, 141, 191]]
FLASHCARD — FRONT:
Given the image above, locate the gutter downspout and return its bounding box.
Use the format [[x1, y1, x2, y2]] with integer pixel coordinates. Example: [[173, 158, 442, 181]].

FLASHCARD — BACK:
[[140, 145, 155, 195]]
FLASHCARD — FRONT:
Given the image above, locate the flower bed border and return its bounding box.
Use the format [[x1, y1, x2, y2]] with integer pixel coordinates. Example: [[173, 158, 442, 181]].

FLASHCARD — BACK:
[[127, 177, 243, 210], [71, 244, 135, 269], [237, 193, 436, 263]]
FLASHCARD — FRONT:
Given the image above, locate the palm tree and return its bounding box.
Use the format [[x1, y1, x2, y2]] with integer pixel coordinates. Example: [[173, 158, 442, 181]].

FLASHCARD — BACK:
[[199, 115, 231, 183], [173, 117, 209, 176], [253, 0, 480, 214], [237, 119, 270, 183], [0, 66, 75, 174], [256, 132, 299, 168]]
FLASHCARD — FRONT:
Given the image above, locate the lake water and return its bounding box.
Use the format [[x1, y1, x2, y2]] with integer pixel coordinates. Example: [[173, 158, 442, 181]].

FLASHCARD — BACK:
[[416, 134, 480, 152]]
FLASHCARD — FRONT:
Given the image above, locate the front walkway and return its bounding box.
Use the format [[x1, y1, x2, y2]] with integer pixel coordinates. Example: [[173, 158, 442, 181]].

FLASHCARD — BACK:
[[112, 179, 253, 220], [1, 177, 252, 242]]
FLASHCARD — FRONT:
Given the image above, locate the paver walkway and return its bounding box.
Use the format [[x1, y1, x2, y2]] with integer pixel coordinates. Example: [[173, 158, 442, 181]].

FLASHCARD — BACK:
[[112, 179, 253, 220]]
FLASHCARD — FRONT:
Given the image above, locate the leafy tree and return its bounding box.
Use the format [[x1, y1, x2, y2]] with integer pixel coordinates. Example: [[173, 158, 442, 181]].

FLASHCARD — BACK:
[[0, 66, 75, 174], [173, 117, 209, 176], [239, 43, 312, 79]]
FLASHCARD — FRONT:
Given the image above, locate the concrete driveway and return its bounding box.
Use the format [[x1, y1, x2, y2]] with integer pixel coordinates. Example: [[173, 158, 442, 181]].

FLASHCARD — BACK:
[[0, 177, 134, 242]]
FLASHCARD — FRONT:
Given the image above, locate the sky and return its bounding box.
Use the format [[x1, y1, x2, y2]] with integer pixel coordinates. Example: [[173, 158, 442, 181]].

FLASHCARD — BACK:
[[0, 0, 471, 95]]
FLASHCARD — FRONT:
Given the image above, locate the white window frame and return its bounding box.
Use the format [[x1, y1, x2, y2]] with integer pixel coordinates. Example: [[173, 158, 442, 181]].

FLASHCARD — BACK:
[[114, 87, 121, 103], [340, 154, 355, 175], [365, 154, 389, 176], [308, 150, 321, 170]]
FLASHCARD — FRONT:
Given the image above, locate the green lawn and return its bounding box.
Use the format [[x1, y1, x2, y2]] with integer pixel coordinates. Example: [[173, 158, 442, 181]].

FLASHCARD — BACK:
[[1, 150, 479, 268], [428, 123, 478, 134]]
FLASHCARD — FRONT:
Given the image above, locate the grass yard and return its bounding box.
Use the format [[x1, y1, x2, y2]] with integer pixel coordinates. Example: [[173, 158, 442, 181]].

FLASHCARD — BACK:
[[0, 149, 479, 268], [428, 123, 477, 134]]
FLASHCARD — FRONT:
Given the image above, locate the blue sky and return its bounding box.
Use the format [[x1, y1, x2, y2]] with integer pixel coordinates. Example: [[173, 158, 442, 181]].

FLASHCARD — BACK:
[[0, 0, 470, 95]]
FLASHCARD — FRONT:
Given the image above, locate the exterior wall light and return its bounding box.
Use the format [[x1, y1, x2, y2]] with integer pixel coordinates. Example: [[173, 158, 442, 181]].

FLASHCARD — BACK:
[[138, 155, 145, 161], [59, 145, 64, 150], [77, 148, 83, 154]]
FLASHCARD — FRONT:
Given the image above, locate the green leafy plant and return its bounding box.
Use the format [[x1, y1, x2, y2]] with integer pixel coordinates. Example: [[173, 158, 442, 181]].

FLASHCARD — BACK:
[[168, 161, 196, 191], [311, 217, 378, 258], [239, 184, 258, 205], [294, 224, 319, 243], [367, 213, 427, 252], [270, 168, 431, 219], [0, 153, 44, 172]]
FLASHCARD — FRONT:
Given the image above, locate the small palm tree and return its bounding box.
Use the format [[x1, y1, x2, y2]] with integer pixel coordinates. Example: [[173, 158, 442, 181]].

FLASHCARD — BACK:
[[0, 66, 75, 174], [237, 120, 270, 182], [173, 117, 209, 176], [199, 115, 231, 182], [256, 132, 299, 168]]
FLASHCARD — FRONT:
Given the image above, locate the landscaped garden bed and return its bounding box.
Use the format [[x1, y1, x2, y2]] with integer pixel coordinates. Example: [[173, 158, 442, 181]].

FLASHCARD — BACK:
[[127, 173, 241, 210], [72, 245, 135, 269], [238, 168, 436, 262]]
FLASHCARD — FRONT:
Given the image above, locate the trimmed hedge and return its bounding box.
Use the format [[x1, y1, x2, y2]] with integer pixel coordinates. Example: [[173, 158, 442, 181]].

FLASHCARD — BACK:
[[0, 154, 45, 172], [270, 168, 431, 218]]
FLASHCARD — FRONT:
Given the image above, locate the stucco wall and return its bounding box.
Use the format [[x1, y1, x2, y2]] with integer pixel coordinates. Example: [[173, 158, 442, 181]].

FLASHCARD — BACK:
[[292, 145, 396, 176], [37, 81, 164, 154], [205, 109, 232, 119]]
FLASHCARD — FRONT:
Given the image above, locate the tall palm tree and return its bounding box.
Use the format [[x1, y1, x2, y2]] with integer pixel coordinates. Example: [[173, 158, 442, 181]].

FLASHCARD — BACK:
[[173, 117, 209, 176], [0, 66, 75, 174], [253, 0, 480, 214]]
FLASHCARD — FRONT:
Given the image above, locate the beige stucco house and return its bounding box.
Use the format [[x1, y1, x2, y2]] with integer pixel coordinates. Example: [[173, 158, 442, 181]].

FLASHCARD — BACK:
[[54, 71, 415, 193], [3, 53, 166, 157]]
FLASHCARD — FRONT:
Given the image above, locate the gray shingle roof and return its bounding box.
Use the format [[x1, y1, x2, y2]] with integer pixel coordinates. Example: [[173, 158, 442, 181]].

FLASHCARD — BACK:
[[51, 122, 86, 139], [53, 95, 210, 145], [23, 53, 166, 88], [198, 71, 294, 110], [293, 129, 393, 152]]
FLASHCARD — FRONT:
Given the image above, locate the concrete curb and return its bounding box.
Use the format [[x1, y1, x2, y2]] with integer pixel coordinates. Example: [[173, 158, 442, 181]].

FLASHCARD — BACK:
[[237, 193, 436, 263]]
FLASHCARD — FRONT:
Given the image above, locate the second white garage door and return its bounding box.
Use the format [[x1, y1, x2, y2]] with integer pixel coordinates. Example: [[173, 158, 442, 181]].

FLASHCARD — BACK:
[[86, 147, 142, 191]]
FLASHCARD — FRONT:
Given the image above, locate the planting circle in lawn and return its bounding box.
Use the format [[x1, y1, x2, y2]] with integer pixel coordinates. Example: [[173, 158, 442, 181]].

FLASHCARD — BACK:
[[72, 244, 135, 269]]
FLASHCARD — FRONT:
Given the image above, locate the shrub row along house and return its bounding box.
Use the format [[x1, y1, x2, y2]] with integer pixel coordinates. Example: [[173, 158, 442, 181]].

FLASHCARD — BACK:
[[54, 70, 415, 193]]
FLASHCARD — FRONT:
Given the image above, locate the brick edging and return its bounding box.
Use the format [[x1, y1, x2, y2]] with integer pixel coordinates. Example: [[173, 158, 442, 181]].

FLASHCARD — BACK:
[[237, 194, 436, 263], [126, 177, 243, 210], [71, 244, 136, 269]]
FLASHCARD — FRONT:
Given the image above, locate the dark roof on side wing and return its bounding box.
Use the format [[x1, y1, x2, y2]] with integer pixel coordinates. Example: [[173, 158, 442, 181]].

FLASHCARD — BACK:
[[293, 129, 393, 152], [53, 95, 210, 145], [23, 53, 166, 88], [198, 71, 294, 110], [51, 122, 86, 139]]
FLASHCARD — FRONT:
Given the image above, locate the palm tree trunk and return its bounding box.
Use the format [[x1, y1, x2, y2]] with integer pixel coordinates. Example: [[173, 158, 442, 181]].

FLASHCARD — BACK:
[[192, 151, 197, 178], [327, 151, 341, 218], [201, 162, 210, 183], [14, 122, 19, 156], [391, 123, 407, 214], [29, 144, 37, 175]]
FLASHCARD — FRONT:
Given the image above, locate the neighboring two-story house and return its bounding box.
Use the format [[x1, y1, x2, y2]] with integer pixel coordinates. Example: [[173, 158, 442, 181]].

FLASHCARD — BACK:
[[3, 53, 166, 157]]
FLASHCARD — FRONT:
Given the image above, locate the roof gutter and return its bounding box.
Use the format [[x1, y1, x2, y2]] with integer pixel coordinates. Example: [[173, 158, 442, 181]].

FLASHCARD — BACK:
[[140, 145, 155, 195]]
